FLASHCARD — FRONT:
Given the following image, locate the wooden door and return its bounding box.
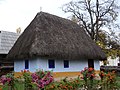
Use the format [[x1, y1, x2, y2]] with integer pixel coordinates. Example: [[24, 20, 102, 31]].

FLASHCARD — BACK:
[[88, 59, 94, 68]]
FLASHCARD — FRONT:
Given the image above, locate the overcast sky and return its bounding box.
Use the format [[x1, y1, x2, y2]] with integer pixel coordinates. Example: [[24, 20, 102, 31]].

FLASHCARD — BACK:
[[0, 0, 71, 32], [0, 0, 120, 33]]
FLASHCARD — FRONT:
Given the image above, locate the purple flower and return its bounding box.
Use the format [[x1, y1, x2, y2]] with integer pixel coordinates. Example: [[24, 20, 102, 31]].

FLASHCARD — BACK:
[[0, 76, 12, 85], [31, 71, 53, 89], [7, 78, 11, 83]]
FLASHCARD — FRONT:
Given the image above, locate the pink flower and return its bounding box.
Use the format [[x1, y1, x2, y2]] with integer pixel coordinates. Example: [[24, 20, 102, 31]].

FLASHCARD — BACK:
[[31, 71, 53, 89], [84, 67, 88, 71], [81, 70, 84, 74], [7, 78, 11, 83]]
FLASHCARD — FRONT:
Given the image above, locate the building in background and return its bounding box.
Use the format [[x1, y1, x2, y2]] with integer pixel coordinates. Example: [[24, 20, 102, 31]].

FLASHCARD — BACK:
[[100, 57, 120, 66], [0, 31, 20, 75]]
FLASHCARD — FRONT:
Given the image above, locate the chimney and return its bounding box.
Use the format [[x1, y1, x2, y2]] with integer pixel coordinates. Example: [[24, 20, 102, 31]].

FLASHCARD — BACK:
[[16, 27, 21, 34]]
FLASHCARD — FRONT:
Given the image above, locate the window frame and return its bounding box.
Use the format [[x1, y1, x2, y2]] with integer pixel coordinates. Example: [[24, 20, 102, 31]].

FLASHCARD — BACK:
[[64, 60, 69, 68], [25, 60, 29, 69], [48, 59, 55, 68]]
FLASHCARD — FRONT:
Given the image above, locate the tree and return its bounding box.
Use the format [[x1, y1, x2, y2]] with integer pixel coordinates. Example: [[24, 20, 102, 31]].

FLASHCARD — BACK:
[[62, 0, 120, 41], [96, 30, 120, 58], [62, 0, 120, 59]]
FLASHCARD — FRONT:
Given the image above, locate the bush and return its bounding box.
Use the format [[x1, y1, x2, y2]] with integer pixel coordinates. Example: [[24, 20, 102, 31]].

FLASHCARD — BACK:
[[0, 68, 120, 90], [44, 76, 83, 90], [31, 70, 54, 89], [0, 73, 17, 90], [0, 70, 54, 90], [99, 71, 119, 90], [80, 67, 97, 89]]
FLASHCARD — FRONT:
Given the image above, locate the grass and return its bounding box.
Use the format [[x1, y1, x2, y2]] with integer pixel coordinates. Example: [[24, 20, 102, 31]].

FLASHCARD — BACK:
[[115, 76, 120, 88], [2, 82, 39, 90], [2, 82, 24, 90]]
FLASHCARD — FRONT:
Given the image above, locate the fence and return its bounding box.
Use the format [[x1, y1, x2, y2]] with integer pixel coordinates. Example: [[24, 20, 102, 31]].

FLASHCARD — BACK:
[[100, 66, 120, 75]]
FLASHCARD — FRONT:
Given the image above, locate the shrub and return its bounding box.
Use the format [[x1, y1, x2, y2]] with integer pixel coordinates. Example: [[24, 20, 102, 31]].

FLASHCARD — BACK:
[[80, 67, 96, 89], [31, 70, 54, 89], [0, 73, 17, 90], [21, 70, 34, 90], [44, 76, 83, 90], [99, 71, 118, 90], [1, 68, 120, 90]]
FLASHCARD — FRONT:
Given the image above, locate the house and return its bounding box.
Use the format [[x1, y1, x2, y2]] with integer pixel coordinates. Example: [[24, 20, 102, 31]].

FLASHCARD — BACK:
[[100, 57, 120, 66], [7, 12, 106, 78], [0, 31, 20, 75]]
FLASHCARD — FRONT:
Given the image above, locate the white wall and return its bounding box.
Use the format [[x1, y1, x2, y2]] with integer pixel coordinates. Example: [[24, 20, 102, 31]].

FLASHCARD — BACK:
[[94, 60, 100, 70], [14, 58, 100, 72], [14, 60, 24, 72], [36, 58, 88, 72], [0, 32, 1, 50], [29, 59, 38, 72], [14, 59, 38, 72]]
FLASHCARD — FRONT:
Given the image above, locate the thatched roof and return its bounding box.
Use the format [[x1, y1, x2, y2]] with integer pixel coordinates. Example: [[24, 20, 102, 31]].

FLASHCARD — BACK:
[[7, 12, 106, 60]]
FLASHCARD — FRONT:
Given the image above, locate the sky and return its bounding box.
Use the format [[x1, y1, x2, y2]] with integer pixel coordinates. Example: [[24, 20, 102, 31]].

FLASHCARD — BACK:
[[0, 0, 120, 33], [0, 0, 71, 32]]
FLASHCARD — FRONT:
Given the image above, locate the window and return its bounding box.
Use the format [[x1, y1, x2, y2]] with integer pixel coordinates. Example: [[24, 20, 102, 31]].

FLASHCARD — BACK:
[[64, 60, 69, 68], [25, 60, 29, 69], [48, 59, 55, 68]]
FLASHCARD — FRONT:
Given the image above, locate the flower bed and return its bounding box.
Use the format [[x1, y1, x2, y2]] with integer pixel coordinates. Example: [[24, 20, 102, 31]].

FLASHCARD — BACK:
[[0, 68, 120, 90]]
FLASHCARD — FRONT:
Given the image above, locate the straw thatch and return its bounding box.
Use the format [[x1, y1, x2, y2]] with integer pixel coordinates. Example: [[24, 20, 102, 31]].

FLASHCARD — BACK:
[[7, 12, 106, 60]]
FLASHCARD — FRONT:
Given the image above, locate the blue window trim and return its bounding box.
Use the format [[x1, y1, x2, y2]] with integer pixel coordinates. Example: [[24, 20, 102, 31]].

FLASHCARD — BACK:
[[25, 60, 29, 69], [48, 59, 55, 68], [64, 60, 69, 68]]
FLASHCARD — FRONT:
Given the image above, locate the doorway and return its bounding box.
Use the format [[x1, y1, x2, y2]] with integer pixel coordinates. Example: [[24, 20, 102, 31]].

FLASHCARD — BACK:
[[88, 59, 94, 68]]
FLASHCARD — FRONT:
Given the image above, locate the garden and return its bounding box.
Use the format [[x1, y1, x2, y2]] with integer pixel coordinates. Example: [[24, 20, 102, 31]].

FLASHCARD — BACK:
[[0, 67, 120, 90]]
